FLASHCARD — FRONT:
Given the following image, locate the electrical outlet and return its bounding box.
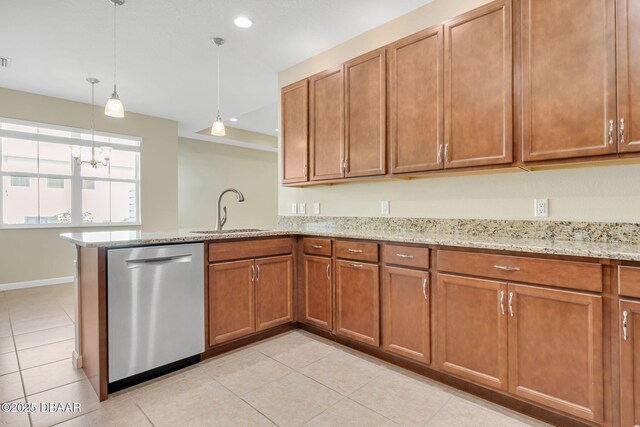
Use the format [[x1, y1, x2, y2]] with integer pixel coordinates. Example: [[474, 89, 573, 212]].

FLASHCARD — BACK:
[[534, 199, 548, 218], [299, 202, 306, 215], [381, 201, 390, 215], [291, 203, 297, 214], [313, 202, 320, 215]]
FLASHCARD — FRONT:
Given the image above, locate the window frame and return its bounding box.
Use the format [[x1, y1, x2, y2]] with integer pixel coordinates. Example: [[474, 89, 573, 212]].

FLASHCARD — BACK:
[[0, 117, 142, 229]]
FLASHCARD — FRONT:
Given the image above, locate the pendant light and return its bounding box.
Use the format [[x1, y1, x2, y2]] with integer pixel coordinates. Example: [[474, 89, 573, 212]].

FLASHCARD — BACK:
[[71, 78, 112, 168], [105, 0, 125, 118], [211, 37, 226, 136]]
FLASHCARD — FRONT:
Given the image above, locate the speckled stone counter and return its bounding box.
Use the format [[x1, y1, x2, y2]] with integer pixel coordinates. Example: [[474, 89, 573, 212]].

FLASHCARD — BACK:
[[60, 216, 640, 262]]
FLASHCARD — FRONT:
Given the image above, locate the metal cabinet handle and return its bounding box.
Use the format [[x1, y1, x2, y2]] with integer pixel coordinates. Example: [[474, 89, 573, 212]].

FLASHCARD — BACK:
[[437, 144, 443, 164], [326, 264, 331, 279], [311, 244, 323, 249], [256, 265, 260, 281], [500, 290, 505, 316], [444, 143, 449, 163], [396, 253, 414, 259], [508, 292, 514, 317], [347, 249, 363, 253], [251, 265, 255, 282], [494, 265, 520, 272], [422, 278, 428, 300], [609, 120, 615, 145], [620, 118, 625, 144], [303, 163, 308, 178], [351, 263, 364, 268], [623, 310, 629, 341]]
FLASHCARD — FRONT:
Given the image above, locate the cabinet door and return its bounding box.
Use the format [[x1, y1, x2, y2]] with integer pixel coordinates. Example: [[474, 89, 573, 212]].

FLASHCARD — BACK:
[[620, 299, 640, 426], [335, 260, 380, 346], [389, 26, 444, 174], [209, 260, 255, 345], [310, 66, 345, 181], [521, 0, 617, 161], [443, 0, 513, 169], [281, 80, 309, 183], [382, 267, 430, 364], [303, 255, 333, 331], [255, 255, 293, 332], [436, 274, 508, 390], [344, 48, 386, 177], [618, 0, 640, 153], [508, 284, 603, 423]]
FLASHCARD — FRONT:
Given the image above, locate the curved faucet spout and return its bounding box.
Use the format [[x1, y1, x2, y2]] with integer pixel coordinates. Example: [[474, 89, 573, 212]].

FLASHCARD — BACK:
[[216, 188, 245, 231]]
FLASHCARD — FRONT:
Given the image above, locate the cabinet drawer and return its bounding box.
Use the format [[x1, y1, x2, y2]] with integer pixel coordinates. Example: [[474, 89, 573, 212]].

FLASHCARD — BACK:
[[437, 250, 602, 292], [619, 266, 640, 298], [336, 240, 379, 263], [209, 238, 293, 263], [383, 244, 429, 269], [303, 238, 332, 257]]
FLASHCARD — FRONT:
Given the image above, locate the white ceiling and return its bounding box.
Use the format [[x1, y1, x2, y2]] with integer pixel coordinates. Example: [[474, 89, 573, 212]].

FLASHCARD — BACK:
[[0, 0, 432, 142]]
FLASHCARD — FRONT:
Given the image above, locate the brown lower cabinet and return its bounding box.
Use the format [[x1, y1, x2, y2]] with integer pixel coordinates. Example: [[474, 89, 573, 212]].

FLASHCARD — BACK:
[[382, 266, 430, 364], [335, 259, 379, 346], [437, 274, 603, 423], [302, 255, 333, 331], [209, 255, 293, 345], [620, 299, 640, 427]]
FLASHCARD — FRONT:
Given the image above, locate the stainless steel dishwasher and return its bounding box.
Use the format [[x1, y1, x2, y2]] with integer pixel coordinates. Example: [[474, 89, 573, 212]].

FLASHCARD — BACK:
[[107, 243, 204, 389]]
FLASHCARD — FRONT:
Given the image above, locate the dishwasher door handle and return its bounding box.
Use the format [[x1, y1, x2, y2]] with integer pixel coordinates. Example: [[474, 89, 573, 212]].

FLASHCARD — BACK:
[[126, 254, 193, 267]]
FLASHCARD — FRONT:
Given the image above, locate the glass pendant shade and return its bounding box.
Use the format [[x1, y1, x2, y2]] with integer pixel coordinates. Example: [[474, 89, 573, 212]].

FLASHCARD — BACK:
[[100, 146, 113, 161], [105, 91, 125, 118], [211, 115, 226, 136], [70, 145, 82, 159]]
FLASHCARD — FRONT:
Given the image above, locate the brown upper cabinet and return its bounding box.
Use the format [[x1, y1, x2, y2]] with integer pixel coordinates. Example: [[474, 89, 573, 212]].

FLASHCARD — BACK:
[[443, 0, 513, 169], [281, 80, 309, 183], [520, 0, 617, 161], [344, 48, 387, 177], [310, 66, 345, 181], [617, 0, 640, 153], [389, 25, 444, 174]]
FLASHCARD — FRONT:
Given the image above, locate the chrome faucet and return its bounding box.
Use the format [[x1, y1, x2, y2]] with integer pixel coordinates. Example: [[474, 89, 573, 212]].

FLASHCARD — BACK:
[[216, 188, 245, 231]]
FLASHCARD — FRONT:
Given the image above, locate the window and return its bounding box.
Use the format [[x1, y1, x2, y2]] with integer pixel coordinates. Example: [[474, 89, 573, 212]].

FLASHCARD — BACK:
[[0, 118, 141, 228]]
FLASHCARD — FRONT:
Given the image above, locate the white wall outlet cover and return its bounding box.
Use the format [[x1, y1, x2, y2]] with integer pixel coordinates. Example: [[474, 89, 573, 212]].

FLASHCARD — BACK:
[[313, 202, 320, 215], [534, 199, 549, 218], [299, 203, 306, 215], [381, 201, 390, 215], [291, 203, 297, 214]]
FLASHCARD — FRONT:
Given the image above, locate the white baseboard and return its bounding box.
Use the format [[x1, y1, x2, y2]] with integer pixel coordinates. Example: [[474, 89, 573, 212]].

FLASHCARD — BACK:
[[0, 276, 74, 292]]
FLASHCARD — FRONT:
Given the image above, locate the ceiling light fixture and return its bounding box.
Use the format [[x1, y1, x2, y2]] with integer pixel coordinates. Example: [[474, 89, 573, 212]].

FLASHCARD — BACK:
[[105, 0, 125, 118], [71, 78, 112, 168], [211, 37, 226, 136], [229, 118, 238, 122], [234, 16, 253, 28]]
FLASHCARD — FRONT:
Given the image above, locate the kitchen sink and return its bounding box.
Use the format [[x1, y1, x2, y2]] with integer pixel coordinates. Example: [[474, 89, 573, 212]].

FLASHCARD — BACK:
[[189, 228, 265, 234]]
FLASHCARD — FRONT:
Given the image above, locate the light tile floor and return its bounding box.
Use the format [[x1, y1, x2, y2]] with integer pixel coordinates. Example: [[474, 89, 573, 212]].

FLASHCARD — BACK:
[[0, 284, 553, 426]]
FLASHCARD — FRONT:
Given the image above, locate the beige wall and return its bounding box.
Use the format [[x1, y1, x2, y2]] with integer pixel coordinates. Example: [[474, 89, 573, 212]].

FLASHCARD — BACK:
[[0, 87, 179, 284], [178, 137, 278, 231], [278, 0, 640, 223]]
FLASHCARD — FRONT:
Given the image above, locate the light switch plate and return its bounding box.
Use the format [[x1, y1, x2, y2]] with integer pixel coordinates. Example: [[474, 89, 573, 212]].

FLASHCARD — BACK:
[[313, 202, 320, 215], [291, 203, 297, 214], [299, 203, 306, 215], [381, 201, 390, 215], [534, 199, 548, 218]]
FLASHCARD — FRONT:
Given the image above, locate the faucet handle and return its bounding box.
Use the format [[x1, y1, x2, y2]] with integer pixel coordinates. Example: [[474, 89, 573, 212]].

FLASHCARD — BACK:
[[220, 206, 227, 228]]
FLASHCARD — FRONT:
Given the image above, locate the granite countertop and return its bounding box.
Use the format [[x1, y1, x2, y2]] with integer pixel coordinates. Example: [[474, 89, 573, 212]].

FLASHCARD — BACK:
[[60, 228, 640, 262]]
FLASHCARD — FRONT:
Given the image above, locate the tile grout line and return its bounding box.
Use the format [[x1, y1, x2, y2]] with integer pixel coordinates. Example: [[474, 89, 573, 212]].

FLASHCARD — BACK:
[[135, 401, 156, 427], [7, 305, 34, 427]]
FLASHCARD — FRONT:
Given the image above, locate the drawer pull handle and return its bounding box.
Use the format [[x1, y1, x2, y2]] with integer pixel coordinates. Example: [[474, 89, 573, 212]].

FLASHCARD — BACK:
[[326, 264, 331, 279], [422, 278, 429, 300], [623, 310, 629, 341], [508, 292, 515, 317], [499, 290, 505, 316], [494, 265, 520, 272], [351, 263, 364, 268], [311, 244, 323, 249], [347, 249, 363, 253], [396, 254, 415, 259]]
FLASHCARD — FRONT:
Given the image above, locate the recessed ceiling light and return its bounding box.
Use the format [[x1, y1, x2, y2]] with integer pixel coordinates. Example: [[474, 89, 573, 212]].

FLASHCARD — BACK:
[[275, 128, 279, 132], [234, 16, 253, 28], [229, 118, 238, 122]]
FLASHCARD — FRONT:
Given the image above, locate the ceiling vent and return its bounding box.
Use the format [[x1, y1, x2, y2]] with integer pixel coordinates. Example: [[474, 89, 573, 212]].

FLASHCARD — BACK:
[[0, 57, 12, 68]]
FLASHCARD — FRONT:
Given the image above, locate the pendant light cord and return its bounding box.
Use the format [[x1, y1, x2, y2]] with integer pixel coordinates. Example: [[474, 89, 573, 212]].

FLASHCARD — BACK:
[[113, 1, 117, 92], [91, 81, 96, 156], [216, 43, 220, 116]]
